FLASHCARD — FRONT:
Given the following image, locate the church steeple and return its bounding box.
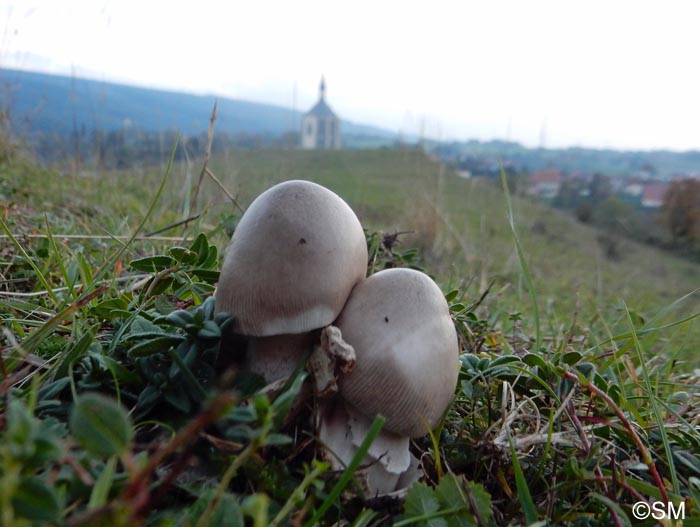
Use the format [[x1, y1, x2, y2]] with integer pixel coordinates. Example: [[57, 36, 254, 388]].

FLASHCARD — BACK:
[[319, 76, 326, 101], [301, 76, 341, 150]]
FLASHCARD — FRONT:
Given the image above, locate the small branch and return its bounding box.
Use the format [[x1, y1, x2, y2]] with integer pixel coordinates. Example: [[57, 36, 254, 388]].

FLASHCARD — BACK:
[[0, 274, 150, 298], [144, 215, 201, 237], [0, 234, 194, 242], [124, 392, 236, 519], [190, 102, 217, 214], [563, 370, 669, 503], [205, 167, 245, 214]]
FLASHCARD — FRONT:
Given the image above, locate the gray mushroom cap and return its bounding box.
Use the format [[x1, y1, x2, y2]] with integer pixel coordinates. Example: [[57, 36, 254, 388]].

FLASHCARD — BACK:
[[335, 268, 460, 438], [215, 180, 368, 336]]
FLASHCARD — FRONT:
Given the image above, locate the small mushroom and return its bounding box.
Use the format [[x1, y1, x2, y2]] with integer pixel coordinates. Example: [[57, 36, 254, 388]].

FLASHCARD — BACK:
[[319, 268, 459, 495], [215, 180, 368, 382]]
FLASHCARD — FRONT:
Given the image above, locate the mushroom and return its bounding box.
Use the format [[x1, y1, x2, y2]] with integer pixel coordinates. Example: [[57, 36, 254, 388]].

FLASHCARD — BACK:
[[319, 268, 459, 495], [215, 179, 368, 383]]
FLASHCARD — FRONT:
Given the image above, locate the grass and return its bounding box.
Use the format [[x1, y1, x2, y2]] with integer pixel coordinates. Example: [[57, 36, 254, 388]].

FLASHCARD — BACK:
[[1, 145, 700, 525], [69, 147, 700, 358]]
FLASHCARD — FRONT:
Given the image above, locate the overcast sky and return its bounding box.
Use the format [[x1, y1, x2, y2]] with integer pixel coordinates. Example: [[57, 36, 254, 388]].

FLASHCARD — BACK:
[[1, 0, 699, 150]]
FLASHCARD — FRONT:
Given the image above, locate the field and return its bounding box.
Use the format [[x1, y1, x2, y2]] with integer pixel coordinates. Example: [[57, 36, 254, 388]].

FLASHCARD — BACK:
[[64, 148, 700, 353], [2, 146, 700, 525]]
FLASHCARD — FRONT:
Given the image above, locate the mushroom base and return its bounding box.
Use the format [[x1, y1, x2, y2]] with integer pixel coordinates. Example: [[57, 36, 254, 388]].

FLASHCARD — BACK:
[[318, 399, 421, 497]]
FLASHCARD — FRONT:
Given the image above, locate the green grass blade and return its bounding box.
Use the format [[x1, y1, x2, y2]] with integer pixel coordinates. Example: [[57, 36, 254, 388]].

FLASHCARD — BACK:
[[624, 302, 680, 494], [304, 415, 385, 527], [0, 217, 58, 304], [508, 430, 537, 524], [17, 135, 179, 354], [44, 214, 77, 304], [500, 168, 541, 354]]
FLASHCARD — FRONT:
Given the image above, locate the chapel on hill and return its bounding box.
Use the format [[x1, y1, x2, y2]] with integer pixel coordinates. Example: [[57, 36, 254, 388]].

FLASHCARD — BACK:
[[301, 77, 341, 150]]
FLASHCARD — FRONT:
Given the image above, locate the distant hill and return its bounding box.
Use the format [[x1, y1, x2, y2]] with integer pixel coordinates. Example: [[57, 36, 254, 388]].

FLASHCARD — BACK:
[[0, 68, 396, 145], [429, 139, 700, 179]]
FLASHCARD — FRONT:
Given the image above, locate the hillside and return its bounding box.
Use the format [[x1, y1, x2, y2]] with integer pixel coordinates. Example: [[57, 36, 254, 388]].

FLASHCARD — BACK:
[[3, 148, 700, 525], [14, 147, 698, 357], [431, 139, 700, 179], [0, 68, 394, 144]]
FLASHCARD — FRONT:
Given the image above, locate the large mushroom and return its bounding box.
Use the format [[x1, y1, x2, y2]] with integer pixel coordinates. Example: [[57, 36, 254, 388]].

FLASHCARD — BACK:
[[215, 179, 368, 383], [319, 268, 460, 495]]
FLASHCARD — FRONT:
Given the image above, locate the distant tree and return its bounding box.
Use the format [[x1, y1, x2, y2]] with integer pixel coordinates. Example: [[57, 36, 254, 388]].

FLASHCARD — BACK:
[[594, 196, 644, 237], [575, 202, 593, 223], [589, 173, 612, 204], [660, 178, 700, 244], [555, 178, 587, 209]]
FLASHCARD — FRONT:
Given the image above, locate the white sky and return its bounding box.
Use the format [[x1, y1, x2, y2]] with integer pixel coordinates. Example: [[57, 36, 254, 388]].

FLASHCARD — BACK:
[[1, 0, 700, 150]]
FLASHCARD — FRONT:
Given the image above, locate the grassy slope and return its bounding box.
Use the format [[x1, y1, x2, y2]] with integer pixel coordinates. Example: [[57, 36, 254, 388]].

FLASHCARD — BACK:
[[14, 148, 699, 357], [197, 149, 699, 359], [4, 149, 700, 525]]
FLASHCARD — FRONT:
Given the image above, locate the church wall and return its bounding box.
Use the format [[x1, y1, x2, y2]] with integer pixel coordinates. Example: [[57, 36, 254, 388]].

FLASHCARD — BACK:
[[301, 116, 317, 149]]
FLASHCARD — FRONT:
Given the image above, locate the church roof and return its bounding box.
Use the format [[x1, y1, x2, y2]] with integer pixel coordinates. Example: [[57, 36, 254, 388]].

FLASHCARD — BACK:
[[305, 76, 338, 118], [306, 98, 337, 118]]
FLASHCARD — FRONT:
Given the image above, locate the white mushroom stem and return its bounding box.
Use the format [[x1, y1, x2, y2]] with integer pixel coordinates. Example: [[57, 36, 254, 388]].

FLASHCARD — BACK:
[[319, 399, 415, 497], [245, 333, 313, 383]]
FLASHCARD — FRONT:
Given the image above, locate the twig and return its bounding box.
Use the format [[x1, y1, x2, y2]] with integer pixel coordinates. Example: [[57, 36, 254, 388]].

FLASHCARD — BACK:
[[563, 370, 670, 503], [144, 215, 201, 237], [194, 442, 257, 527], [566, 401, 591, 454], [205, 166, 244, 213], [190, 101, 217, 214], [0, 274, 150, 297], [0, 234, 194, 242], [124, 392, 236, 519]]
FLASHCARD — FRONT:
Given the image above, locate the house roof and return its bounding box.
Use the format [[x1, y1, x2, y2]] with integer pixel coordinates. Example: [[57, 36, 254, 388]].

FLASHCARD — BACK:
[[642, 183, 668, 204], [531, 169, 562, 184]]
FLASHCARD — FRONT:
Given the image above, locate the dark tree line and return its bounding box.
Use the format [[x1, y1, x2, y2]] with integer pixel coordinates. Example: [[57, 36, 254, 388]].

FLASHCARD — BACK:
[[24, 127, 301, 170], [661, 178, 700, 248]]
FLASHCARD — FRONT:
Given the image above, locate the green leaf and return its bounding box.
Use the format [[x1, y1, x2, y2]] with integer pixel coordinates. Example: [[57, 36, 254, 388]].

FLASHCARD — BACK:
[[190, 268, 221, 283], [190, 232, 210, 264], [198, 320, 221, 340], [488, 355, 522, 369], [190, 491, 244, 527], [169, 246, 198, 264], [55, 330, 94, 379], [201, 245, 219, 268], [70, 393, 133, 457], [464, 480, 493, 525], [562, 351, 582, 365], [164, 309, 196, 328], [11, 476, 61, 522], [522, 353, 547, 369], [433, 474, 478, 527], [7, 398, 35, 449], [91, 296, 130, 319], [88, 456, 117, 509], [445, 289, 460, 302], [30, 419, 65, 467], [435, 474, 466, 509], [128, 335, 186, 358], [130, 255, 176, 272], [405, 483, 444, 526]]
